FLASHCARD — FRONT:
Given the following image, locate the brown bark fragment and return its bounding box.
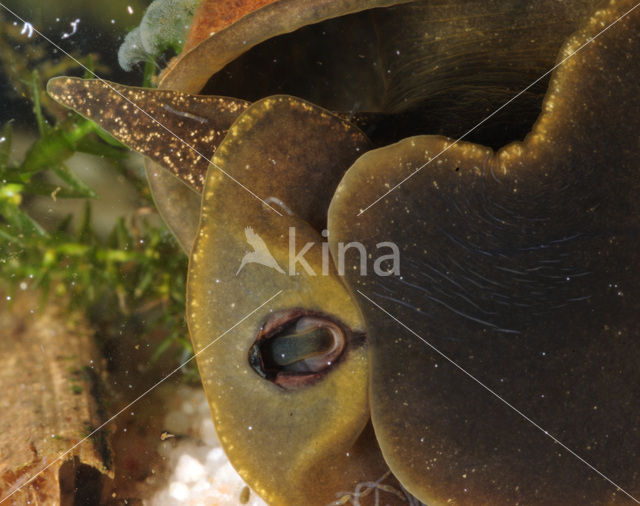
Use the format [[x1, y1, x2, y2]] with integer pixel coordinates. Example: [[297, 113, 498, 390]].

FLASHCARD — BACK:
[[0, 289, 113, 505]]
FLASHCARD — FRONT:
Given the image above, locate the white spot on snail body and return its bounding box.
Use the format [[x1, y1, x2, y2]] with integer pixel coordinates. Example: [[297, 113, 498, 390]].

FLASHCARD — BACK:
[[162, 103, 208, 124], [264, 196, 293, 216]]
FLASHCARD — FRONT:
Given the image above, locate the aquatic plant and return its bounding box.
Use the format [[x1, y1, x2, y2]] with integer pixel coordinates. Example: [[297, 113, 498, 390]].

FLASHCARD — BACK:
[[0, 20, 190, 363]]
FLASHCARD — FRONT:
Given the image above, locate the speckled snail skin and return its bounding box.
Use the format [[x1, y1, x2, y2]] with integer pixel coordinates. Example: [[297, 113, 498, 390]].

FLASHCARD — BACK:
[[47, 0, 640, 504]]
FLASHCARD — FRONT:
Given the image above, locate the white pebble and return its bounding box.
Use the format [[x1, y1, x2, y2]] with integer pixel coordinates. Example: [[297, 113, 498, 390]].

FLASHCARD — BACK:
[[200, 417, 218, 445], [181, 399, 196, 415], [168, 481, 189, 501], [205, 447, 226, 467], [175, 453, 206, 483]]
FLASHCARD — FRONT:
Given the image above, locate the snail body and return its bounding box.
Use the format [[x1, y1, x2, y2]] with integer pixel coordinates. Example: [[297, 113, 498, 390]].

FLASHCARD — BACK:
[[47, 0, 640, 503]]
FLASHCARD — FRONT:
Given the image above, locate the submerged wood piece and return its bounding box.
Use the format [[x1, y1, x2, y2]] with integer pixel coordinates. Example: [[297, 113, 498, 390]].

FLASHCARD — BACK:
[[46, 78, 249, 194], [328, 1, 640, 503], [186, 96, 399, 505], [0, 290, 113, 505]]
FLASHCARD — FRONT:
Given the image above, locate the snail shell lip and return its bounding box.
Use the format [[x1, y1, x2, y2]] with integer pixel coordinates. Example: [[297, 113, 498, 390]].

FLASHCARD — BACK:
[[249, 308, 363, 390]]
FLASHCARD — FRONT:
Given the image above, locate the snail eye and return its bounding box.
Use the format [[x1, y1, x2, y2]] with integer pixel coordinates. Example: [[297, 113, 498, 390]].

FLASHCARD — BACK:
[[249, 311, 348, 389]]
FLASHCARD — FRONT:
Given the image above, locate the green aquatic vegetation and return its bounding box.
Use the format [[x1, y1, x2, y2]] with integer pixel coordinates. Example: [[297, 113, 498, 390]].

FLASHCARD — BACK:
[[118, 0, 200, 71], [0, 38, 190, 363]]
